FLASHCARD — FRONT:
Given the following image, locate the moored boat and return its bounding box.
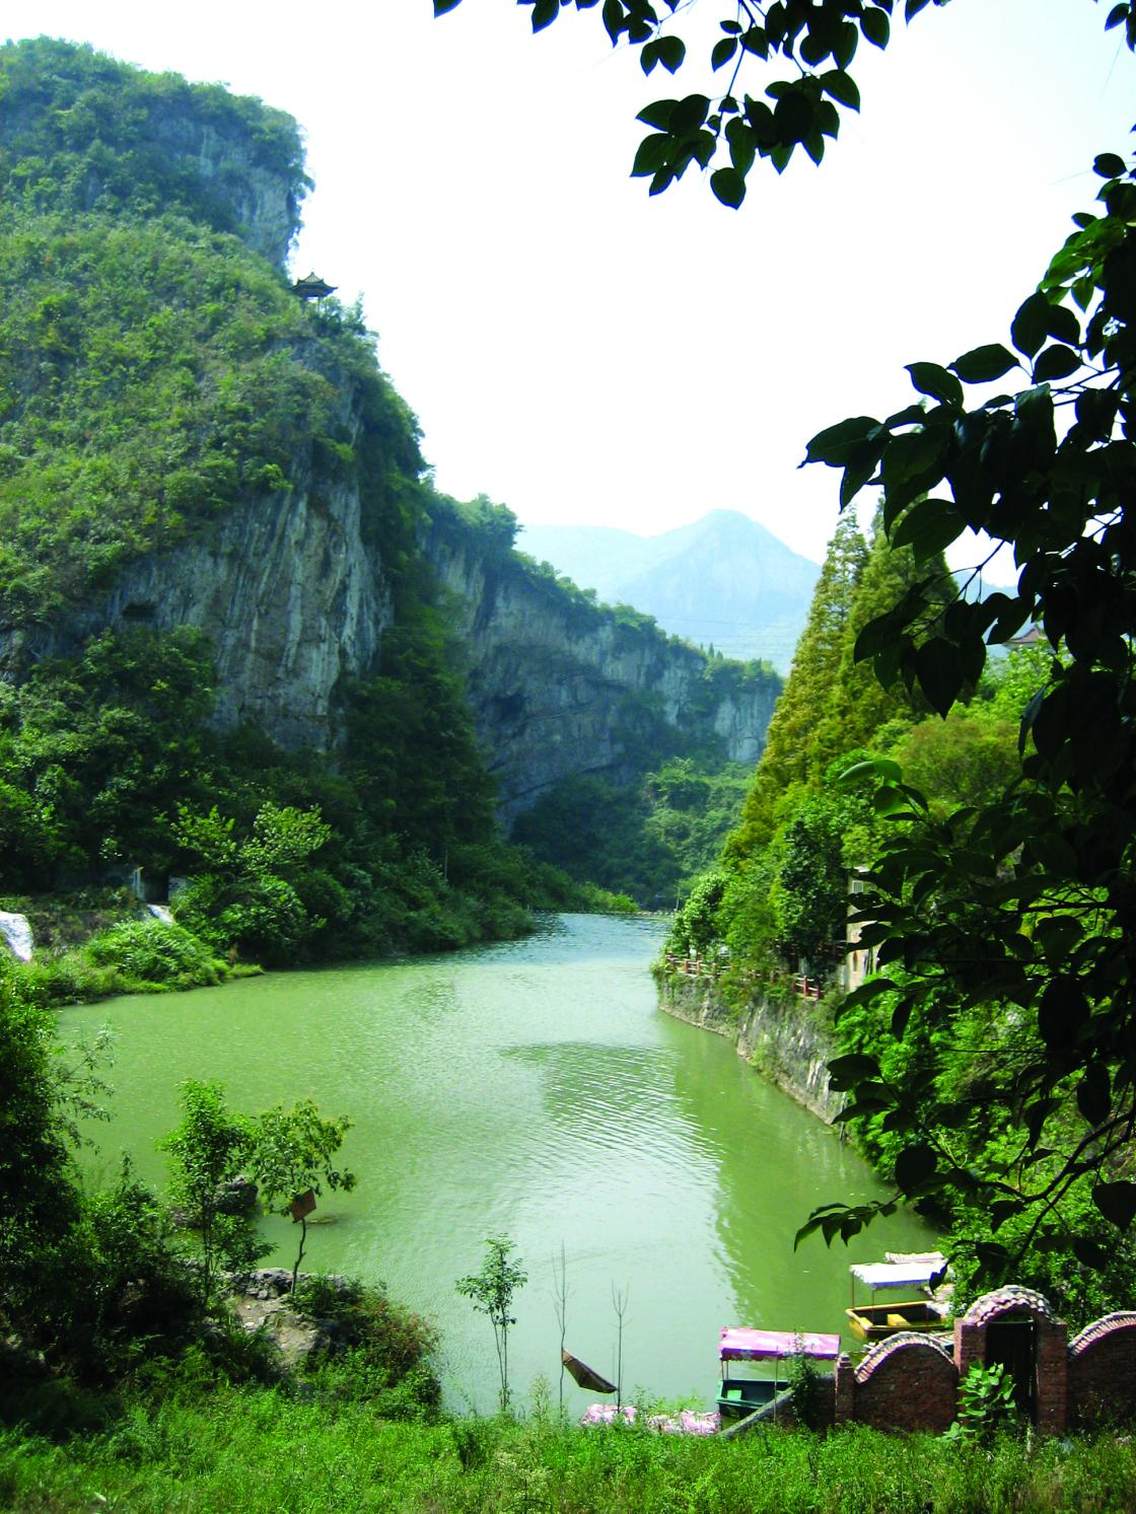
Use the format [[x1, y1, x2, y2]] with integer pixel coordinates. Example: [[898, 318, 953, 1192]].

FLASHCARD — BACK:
[[846, 1256, 951, 1342], [717, 1326, 841, 1419]]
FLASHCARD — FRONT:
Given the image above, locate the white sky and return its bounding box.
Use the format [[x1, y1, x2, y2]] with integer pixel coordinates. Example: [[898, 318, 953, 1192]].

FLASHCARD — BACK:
[[6, 2, 1134, 563]]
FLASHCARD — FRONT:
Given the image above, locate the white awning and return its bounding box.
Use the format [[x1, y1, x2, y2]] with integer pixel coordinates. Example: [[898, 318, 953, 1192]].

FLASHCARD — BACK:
[[850, 1259, 946, 1291]]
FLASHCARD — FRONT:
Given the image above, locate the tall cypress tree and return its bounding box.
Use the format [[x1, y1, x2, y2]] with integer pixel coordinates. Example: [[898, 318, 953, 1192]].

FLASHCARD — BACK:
[[805, 505, 951, 780], [725, 513, 867, 860]]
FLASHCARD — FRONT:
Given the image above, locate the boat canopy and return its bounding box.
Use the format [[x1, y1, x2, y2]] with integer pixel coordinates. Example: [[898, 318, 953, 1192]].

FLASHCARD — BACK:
[[850, 1259, 946, 1291], [718, 1327, 840, 1362]]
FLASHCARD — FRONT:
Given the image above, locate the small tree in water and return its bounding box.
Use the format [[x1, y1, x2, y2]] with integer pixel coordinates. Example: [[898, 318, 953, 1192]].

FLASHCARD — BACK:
[[250, 1099, 355, 1292], [456, 1236, 527, 1414]]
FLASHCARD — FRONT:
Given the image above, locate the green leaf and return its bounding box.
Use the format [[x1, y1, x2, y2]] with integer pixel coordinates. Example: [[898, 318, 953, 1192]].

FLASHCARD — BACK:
[[839, 756, 902, 786], [740, 25, 768, 57], [711, 36, 737, 69], [951, 344, 1019, 383], [631, 133, 672, 177], [895, 1143, 938, 1194], [835, 977, 899, 1014], [861, 7, 890, 47], [1076, 1062, 1111, 1127], [975, 1241, 1010, 1274], [531, 0, 560, 30], [710, 168, 746, 208], [1105, 3, 1129, 30], [655, 34, 686, 73], [834, 19, 858, 67], [1010, 293, 1050, 358], [1094, 152, 1127, 179], [1044, 303, 1081, 344], [1073, 1238, 1111, 1270], [1094, 1180, 1136, 1231], [803, 415, 881, 466], [905, 361, 963, 407], [915, 637, 964, 717], [637, 99, 677, 129], [891, 499, 965, 562], [819, 69, 860, 109], [773, 88, 814, 144], [640, 38, 663, 74], [1032, 344, 1081, 382], [669, 93, 710, 132], [827, 1053, 882, 1091], [726, 118, 756, 175], [433, 0, 463, 13]]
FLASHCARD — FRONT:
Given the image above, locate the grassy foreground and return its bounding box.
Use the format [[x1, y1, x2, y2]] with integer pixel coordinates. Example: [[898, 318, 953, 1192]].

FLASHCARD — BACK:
[[2, 1389, 1136, 1513]]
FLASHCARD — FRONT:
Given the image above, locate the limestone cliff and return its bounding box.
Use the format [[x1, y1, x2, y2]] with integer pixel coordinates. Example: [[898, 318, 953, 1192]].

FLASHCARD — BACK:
[[1, 479, 778, 822], [0, 38, 780, 834], [0, 474, 389, 752], [425, 518, 781, 822]]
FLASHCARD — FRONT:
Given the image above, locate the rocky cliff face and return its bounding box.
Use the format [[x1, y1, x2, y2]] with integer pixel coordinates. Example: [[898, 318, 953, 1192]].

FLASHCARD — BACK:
[[147, 107, 302, 268], [0, 474, 389, 752], [1, 483, 777, 820], [658, 971, 842, 1123], [424, 525, 780, 822]]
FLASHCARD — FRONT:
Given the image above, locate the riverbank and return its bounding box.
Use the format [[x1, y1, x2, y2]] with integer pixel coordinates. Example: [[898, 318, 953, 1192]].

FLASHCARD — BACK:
[[3, 1385, 1134, 1513], [655, 966, 843, 1123], [0, 887, 645, 1006]]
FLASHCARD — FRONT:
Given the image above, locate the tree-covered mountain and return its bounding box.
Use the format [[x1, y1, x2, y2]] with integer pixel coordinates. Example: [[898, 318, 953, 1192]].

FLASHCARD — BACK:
[[518, 510, 819, 673], [0, 38, 778, 977]]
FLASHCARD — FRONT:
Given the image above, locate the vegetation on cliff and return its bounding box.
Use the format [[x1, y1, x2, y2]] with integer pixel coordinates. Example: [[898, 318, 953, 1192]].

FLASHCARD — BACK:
[[0, 38, 644, 976]]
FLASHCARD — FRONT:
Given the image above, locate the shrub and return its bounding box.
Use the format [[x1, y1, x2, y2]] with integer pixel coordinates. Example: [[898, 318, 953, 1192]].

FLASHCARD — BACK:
[[85, 919, 224, 989], [293, 1276, 440, 1413]]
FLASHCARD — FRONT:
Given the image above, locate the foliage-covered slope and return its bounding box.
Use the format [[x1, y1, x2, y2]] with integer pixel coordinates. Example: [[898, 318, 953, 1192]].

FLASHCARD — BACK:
[[0, 38, 630, 965]]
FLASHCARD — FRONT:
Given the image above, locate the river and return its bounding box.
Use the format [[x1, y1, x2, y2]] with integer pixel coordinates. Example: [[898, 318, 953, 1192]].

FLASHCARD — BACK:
[[63, 912, 935, 1413]]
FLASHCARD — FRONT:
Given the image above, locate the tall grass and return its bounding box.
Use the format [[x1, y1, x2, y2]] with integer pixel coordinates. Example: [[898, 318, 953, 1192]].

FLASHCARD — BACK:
[[2, 1390, 1135, 1513]]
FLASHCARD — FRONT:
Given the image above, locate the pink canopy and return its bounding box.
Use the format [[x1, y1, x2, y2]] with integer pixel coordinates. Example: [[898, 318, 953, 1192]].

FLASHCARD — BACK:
[[718, 1327, 840, 1362]]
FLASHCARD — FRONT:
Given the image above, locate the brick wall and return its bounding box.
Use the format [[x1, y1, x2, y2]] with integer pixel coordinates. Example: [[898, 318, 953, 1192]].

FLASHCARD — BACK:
[[847, 1333, 958, 1434], [1069, 1313, 1136, 1428], [802, 1292, 1136, 1438]]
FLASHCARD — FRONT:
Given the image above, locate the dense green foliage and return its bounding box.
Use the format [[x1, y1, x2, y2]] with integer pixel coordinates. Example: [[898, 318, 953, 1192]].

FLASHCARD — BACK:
[[435, 0, 953, 203], [791, 100, 1136, 1291], [514, 757, 752, 908], [661, 501, 1133, 1319], [0, 37, 308, 233]]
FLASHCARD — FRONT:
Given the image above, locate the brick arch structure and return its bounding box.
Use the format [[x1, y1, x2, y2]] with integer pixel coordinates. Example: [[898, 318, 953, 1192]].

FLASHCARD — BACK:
[[955, 1286, 1068, 1434], [1068, 1312, 1136, 1428], [836, 1332, 958, 1433]]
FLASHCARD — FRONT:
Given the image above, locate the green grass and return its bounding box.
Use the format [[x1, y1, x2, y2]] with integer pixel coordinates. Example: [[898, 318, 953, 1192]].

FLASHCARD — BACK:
[[2, 1390, 1135, 1512]]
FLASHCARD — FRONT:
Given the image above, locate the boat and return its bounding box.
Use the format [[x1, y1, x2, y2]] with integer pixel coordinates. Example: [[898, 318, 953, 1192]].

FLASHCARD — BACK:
[[845, 1299, 951, 1341], [846, 1256, 951, 1342], [716, 1327, 841, 1420]]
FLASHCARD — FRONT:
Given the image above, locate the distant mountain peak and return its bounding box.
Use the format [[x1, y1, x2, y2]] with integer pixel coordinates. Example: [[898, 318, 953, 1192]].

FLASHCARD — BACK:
[[517, 511, 819, 673]]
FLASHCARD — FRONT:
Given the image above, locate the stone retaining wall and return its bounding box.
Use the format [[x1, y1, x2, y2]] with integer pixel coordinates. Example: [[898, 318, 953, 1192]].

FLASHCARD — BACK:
[[656, 970, 843, 1123]]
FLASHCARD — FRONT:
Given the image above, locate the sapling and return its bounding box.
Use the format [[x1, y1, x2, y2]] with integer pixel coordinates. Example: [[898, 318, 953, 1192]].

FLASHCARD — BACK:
[[456, 1236, 527, 1414]]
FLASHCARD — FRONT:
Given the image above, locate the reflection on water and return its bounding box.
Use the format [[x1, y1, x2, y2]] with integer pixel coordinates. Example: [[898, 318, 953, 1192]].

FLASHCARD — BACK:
[[64, 912, 935, 1411]]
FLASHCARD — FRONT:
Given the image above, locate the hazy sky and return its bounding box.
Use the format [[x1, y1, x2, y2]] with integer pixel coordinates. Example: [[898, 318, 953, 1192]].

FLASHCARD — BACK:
[[7, 2, 1134, 562]]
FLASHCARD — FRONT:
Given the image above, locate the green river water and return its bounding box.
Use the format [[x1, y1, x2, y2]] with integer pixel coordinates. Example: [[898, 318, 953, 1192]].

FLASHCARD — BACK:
[[63, 912, 935, 1413]]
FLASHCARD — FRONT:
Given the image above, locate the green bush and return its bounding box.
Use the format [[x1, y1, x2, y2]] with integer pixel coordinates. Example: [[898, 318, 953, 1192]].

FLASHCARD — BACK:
[[85, 919, 225, 989], [293, 1276, 440, 1414]]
